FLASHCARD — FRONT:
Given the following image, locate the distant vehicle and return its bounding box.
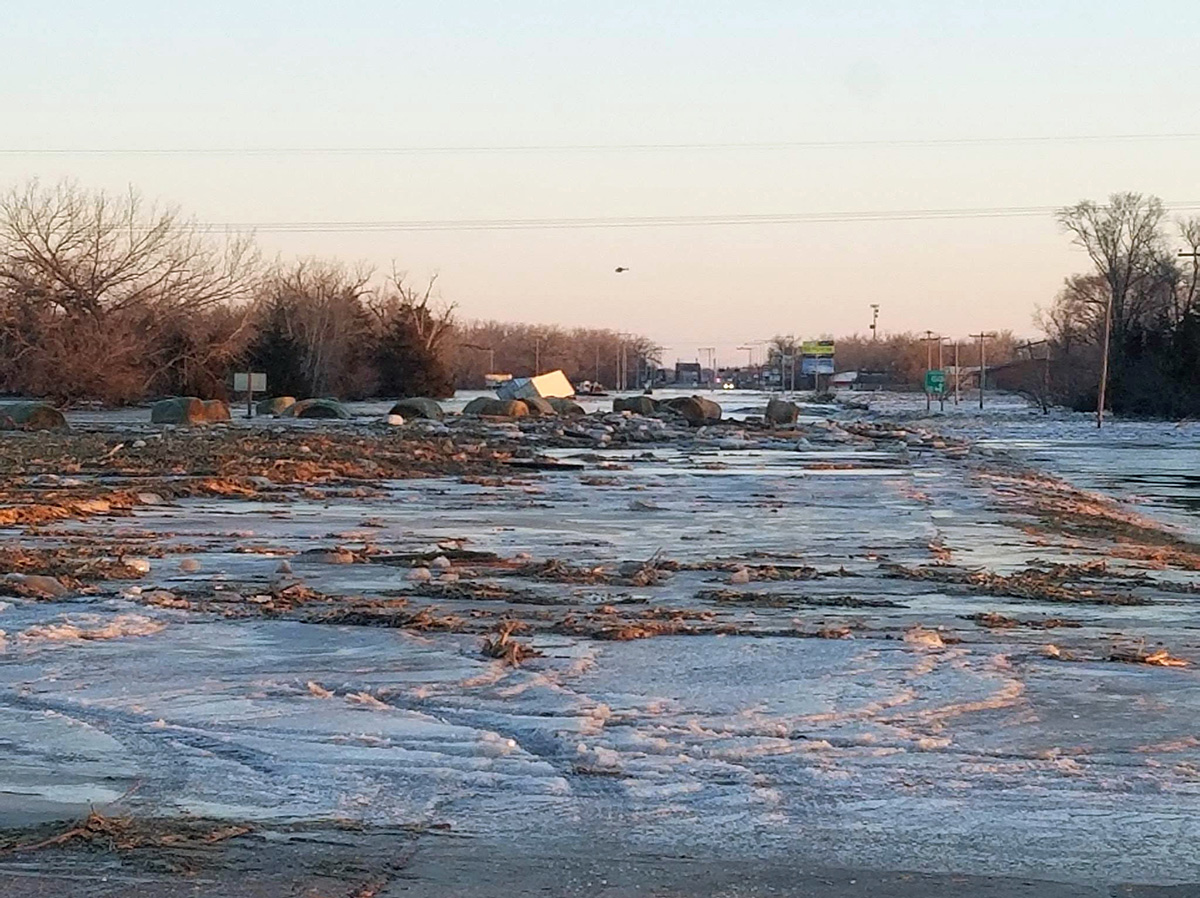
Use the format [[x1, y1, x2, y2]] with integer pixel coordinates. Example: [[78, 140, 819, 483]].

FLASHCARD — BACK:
[[721, 381, 735, 390]]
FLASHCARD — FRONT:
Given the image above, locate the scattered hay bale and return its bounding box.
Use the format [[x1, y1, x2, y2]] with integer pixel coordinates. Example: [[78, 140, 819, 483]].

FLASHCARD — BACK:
[[462, 397, 529, 417], [256, 396, 296, 416], [663, 395, 722, 426], [150, 397, 231, 425], [388, 397, 444, 420], [150, 397, 209, 425], [284, 398, 352, 420], [613, 396, 658, 415], [0, 401, 68, 432], [548, 397, 585, 416], [765, 398, 799, 425], [522, 396, 556, 416]]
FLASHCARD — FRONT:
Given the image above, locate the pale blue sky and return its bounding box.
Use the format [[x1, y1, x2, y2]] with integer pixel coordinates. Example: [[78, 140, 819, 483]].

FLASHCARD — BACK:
[[4, 2, 1200, 361]]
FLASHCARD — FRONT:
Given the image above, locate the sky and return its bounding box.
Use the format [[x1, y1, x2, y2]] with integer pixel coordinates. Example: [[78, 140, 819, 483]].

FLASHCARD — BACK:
[[4, 1, 1200, 364]]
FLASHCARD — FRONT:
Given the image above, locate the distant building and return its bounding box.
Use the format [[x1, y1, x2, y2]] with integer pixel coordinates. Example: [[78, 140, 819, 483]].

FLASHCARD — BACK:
[[675, 362, 702, 386]]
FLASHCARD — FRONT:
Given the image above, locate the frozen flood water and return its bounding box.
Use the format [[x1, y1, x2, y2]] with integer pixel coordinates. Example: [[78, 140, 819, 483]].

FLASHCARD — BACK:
[[2, 404, 1200, 888]]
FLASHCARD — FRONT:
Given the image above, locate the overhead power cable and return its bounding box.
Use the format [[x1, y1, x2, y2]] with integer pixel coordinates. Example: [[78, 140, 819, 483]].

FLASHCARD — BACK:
[[5, 132, 1200, 156], [188, 201, 1200, 233]]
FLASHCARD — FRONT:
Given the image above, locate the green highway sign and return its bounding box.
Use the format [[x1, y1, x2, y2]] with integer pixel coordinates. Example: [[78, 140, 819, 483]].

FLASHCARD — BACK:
[[924, 369, 946, 393]]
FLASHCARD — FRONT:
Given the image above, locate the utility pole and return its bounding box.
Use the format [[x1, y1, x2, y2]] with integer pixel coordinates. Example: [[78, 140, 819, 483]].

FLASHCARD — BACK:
[[699, 347, 715, 387], [870, 304, 880, 340], [923, 330, 937, 412], [969, 332, 995, 410], [737, 344, 754, 368], [954, 339, 960, 405], [1095, 292, 1111, 428], [937, 337, 945, 411]]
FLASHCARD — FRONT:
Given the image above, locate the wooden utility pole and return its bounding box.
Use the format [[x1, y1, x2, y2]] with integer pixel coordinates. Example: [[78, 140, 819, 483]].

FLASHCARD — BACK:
[[937, 337, 946, 411], [954, 340, 961, 405], [923, 330, 937, 412], [969, 332, 995, 410], [1095, 292, 1112, 428]]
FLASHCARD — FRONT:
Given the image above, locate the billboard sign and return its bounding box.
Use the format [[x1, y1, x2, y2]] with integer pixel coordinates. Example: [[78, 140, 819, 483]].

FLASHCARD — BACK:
[[801, 340, 835, 357], [802, 357, 834, 375]]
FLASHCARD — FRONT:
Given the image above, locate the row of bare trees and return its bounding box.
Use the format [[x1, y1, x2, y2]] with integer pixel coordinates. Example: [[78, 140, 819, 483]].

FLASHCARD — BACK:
[[760, 332, 1019, 387], [0, 179, 669, 404], [0, 180, 459, 403], [446, 321, 661, 389]]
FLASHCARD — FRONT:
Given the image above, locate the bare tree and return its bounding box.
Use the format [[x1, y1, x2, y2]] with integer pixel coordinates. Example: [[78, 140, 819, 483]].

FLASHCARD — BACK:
[[0, 180, 258, 321], [0, 179, 260, 402], [251, 260, 375, 398], [368, 269, 456, 355]]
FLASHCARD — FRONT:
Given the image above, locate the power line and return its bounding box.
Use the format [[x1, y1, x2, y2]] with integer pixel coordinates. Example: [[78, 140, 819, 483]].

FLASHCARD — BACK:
[[6, 132, 1200, 156], [187, 201, 1200, 233]]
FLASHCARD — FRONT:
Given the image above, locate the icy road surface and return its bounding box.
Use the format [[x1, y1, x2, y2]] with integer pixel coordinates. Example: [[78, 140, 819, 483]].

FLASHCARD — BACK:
[[1, 399, 1199, 890]]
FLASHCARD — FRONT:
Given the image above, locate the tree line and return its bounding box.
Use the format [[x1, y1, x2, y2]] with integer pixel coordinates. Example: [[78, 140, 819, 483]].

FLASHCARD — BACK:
[[7, 180, 1186, 415], [0, 180, 661, 404], [1035, 193, 1200, 417], [760, 332, 1020, 387]]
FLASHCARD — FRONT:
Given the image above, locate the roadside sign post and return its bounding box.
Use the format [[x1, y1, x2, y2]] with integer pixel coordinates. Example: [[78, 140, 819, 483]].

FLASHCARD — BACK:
[[924, 369, 946, 404], [233, 372, 267, 418], [800, 340, 835, 395]]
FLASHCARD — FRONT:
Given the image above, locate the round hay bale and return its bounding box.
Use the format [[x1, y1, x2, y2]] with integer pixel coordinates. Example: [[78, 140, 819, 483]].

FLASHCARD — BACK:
[[522, 396, 556, 416], [388, 398, 444, 420], [203, 399, 231, 422], [256, 396, 297, 417], [0, 401, 69, 432], [548, 397, 585, 416], [613, 396, 658, 415], [664, 396, 722, 426], [285, 398, 352, 420], [150, 397, 209, 425], [765, 398, 799, 425], [462, 397, 529, 417]]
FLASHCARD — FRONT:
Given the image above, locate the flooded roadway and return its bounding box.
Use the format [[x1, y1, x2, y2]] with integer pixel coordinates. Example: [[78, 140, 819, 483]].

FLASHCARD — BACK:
[[1, 396, 1199, 894]]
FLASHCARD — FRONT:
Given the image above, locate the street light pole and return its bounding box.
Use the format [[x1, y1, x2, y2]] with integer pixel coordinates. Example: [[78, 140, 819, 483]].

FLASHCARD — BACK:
[[870, 304, 880, 340]]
